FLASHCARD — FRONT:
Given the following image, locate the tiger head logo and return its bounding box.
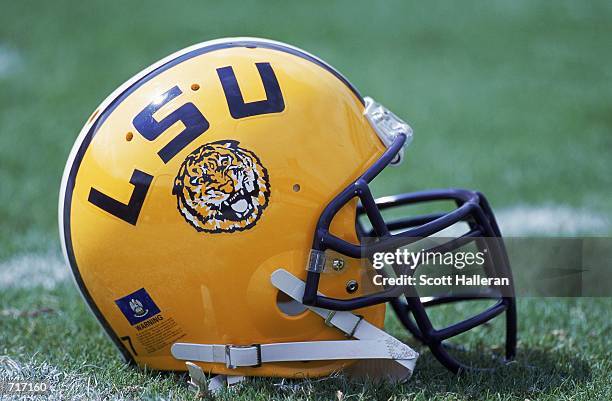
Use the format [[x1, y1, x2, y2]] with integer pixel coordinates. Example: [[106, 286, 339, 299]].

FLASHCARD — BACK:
[[173, 140, 270, 233]]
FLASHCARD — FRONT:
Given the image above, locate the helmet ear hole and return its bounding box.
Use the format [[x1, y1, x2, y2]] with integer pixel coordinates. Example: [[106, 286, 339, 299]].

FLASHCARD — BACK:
[[276, 291, 307, 317]]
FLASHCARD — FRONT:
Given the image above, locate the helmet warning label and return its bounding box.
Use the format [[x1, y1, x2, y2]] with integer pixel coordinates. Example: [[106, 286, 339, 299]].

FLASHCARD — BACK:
[[115, 288, 185, 354], [135, 315, 185, 354]]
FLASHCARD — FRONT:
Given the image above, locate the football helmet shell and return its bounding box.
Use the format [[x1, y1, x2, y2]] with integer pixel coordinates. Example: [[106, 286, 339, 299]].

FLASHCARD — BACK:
[[60, 38, 389, 377]]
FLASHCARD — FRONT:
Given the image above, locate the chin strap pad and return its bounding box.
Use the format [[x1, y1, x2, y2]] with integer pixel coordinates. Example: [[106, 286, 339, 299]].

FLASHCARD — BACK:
[[173, 269, 418, 391]]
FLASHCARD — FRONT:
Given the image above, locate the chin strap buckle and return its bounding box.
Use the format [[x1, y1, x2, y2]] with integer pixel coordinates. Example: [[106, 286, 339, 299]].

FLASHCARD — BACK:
[[325, 310, 363, 338], [225, 344, 262, 369], [346, 315, 364, 338]]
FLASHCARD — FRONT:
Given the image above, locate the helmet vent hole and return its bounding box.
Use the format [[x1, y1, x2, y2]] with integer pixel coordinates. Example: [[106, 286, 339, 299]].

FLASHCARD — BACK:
[[292, 184, 301, 192], [125, 132, 134, 142], [190, 83, 200, 91], [276, 291, 307, 317]]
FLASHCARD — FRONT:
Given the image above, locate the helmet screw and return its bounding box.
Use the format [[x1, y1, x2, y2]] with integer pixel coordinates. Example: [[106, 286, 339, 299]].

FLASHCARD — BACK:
[[346, 280, 359, 294], [332, 258, 345, 271]]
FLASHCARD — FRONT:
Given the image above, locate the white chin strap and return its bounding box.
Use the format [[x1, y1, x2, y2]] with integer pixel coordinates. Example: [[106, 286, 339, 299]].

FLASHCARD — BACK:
[[172, 269, 418, 394]]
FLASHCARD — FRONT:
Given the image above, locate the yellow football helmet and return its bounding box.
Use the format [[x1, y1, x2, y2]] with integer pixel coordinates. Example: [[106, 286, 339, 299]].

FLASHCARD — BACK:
[[60, 37, 516, 389]]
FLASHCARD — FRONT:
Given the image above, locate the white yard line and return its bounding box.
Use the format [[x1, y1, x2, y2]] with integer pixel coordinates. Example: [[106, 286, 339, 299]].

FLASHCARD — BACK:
[[0, 45, 21, 78], [496, 205, 610, 235], [0, 252, 69, 289]]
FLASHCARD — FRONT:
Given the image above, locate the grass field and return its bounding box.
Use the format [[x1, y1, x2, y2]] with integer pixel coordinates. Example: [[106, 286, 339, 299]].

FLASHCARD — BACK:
[[1, 1, 611, 400]]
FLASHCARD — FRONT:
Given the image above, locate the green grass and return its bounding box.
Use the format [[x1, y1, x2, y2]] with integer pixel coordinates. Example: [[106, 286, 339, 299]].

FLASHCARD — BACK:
[[0, 1, 611, 400]]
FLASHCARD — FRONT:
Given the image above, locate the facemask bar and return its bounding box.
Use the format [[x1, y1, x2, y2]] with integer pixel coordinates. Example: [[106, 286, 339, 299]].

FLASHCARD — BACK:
[[358, 191, 517, 372], [302, 132, 517, 373]]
